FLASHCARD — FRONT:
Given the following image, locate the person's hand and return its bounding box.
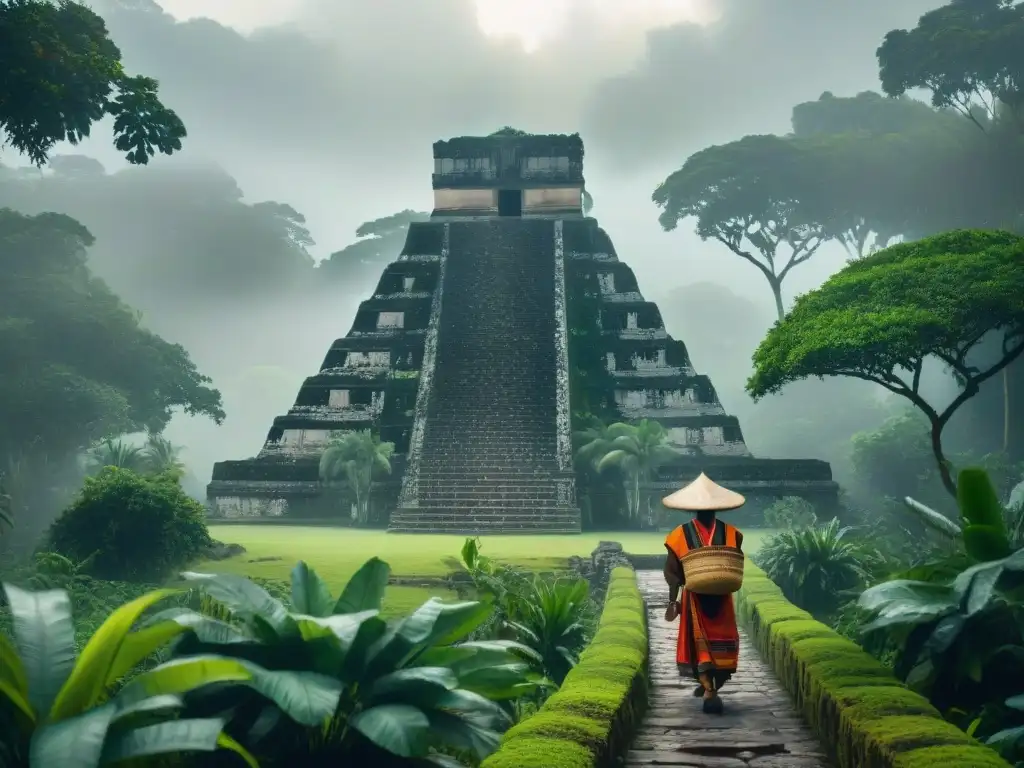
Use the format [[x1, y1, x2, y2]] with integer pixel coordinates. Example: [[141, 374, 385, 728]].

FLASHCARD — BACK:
[[664, 601, 680, 622]]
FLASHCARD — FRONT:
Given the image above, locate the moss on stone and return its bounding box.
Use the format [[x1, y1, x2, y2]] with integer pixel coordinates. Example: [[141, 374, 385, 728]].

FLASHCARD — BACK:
[[835, 686, 940, 720], [545, 685, 625, 721], [577, 644, 644, 670], [892, 744, 1010, 768], [791, 636, 868, 665], [481, 737, 593, 768], [502, 712, 609, 753], [768, 619, 833, 645]]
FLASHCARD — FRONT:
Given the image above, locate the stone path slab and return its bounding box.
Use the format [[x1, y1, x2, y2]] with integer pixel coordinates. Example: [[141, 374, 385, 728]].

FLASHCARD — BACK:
[[628, 571, 832, 768]]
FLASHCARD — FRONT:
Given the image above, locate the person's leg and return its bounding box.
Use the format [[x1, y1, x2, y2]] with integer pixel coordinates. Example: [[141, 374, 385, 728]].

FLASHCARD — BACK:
[[698, 664, 724, 714]]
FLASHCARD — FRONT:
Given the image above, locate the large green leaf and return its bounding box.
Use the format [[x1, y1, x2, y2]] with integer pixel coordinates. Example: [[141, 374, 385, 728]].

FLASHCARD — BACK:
[[290, 562, 335, 617], [110, 694, 183, 728], [118, 655, 254, 704], [335, 614, 388, 683], [143, 607, 253, 645], [181, 572, 292, 635], [987, 725, 1024, 755], [426, 710, 502, 760], [350, 703, 431, 757], [0, 630, 28, 698], [334, 557, 391, 614], [415, 640, 542, 673], [365, 667, 457, 708], [28, 703, 116, 768], [0, 674, 35, 723], [100, 717, 258, 767], [963, 525, 1012, 563], [3, 584, 76, 717], [455, 663, 537, 701], [294, 609, 380, 650], [430, 688, 511, 729], [50, 589, 180, 722], [240, 664, 341, 726]]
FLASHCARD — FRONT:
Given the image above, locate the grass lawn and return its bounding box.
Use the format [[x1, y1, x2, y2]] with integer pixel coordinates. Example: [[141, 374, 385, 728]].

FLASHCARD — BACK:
[[198, 527, 776, 614]]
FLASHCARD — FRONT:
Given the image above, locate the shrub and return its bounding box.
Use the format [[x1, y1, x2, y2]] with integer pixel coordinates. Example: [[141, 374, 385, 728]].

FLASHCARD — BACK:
[[0, 581, 262, 766], [755, 518, 873, 617], [47, 467, 211, 581], [481, 567, 647, 768], [764, 496, 818, 530], [737, 562, 1011, 768], [175, 558, 540, 764]]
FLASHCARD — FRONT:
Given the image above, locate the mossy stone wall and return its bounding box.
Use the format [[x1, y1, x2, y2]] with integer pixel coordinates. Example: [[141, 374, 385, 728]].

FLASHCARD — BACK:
[[481, 567, 648, 768], [737, 563, 1011, 768]]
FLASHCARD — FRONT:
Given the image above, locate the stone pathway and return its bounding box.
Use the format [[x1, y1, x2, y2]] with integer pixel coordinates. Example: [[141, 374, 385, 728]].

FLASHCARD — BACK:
[[627, 572, 832, 768]]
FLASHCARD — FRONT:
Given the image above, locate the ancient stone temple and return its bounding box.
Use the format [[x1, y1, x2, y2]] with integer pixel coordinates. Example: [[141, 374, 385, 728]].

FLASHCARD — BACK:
[[207, 132, 837, 532]]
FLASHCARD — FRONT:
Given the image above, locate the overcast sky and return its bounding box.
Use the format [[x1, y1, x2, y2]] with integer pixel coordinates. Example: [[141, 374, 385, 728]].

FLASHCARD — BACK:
[[53, 0, 937, 309], [6, 0, 943, 479]]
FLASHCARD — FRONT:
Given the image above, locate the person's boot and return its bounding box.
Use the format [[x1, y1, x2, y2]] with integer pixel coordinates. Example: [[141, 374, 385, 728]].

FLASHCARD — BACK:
[[699, 674, 724, 714], [702, 693, 724, 714], [692, 685, 705, 697]]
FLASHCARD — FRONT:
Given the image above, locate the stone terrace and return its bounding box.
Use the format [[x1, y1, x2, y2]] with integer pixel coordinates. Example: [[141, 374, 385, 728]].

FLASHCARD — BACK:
[[630, 571, 831, 768]]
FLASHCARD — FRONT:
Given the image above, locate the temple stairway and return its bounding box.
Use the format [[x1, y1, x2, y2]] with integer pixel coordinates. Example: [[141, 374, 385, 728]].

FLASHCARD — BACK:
[[628, 572, 831, 767], [389, 219, 580, 533]]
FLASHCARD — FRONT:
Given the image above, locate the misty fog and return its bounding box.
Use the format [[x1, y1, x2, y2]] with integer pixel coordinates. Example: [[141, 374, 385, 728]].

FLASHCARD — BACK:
[[0, 0, 974, 496]]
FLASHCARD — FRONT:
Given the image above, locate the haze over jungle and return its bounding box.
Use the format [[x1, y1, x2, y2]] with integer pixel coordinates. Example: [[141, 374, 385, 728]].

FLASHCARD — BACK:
[[0, 0, 1002, 504]]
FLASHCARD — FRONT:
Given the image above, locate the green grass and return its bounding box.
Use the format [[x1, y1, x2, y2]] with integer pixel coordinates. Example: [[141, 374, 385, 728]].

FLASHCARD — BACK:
[[198, 526, 776, 594]]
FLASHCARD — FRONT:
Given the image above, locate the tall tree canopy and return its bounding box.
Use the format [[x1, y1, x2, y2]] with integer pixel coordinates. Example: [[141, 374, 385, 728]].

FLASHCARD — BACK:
[[878, 0, 1024, 132], [319, 209, 430, 287], [0, 159, 315, 311], [0, 0, 185, 165], [746, 230, 1024, 497], [653, 134, 828, 320], [0, 208, 224, 461]]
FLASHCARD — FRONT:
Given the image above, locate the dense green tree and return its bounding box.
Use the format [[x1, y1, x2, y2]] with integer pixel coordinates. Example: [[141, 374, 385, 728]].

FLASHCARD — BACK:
[[653, 135, 829, 320], [0, 0, 185, 165], [0, 208, 224, 464], [318, 209, 429, 288], [791, 90, 961, 137], [0, 160, 316, 305], [878, 0, 1024, 132], [851, 407, 1023, 506], [747, 230, 1024, 497]]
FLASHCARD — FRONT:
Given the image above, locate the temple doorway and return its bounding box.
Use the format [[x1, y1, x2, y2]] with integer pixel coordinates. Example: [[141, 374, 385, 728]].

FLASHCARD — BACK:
[[497, 188, 523, 216]]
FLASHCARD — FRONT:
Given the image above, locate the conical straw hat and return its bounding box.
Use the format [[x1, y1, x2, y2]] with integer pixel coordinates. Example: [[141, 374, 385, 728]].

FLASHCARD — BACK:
[[662, 472, 746, 512]]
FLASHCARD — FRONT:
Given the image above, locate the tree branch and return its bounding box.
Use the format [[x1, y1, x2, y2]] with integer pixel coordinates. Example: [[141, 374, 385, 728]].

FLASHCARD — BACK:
[[712, 233, 775, 283], [936, 338, 1024, 427], [777, 235, 824, 282]]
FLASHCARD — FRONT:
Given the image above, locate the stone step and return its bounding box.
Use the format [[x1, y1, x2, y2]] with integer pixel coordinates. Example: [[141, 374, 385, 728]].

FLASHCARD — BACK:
[[420, 437, 557, 447], [415, 498, 560, 509], [388, 511, 581, 534], [416, 468, 567, 477], [416, 483, 562, 494], [417, 457, 559, 466]]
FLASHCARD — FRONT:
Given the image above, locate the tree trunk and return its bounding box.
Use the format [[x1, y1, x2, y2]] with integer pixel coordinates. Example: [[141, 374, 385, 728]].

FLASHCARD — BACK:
[[1004, 366, 1011, 453], [769, 278, 785, 322], [930, 419, 957, 498], [633, 474, 641, 520]]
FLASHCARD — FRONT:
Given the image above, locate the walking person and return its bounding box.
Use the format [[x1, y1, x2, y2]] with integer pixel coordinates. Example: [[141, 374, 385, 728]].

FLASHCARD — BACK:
[[662, 473, 746, 714]]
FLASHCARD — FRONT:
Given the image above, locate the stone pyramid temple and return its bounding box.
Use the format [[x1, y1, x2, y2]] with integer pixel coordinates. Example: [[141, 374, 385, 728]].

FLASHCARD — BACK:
[[208, 133, 837, 532]]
